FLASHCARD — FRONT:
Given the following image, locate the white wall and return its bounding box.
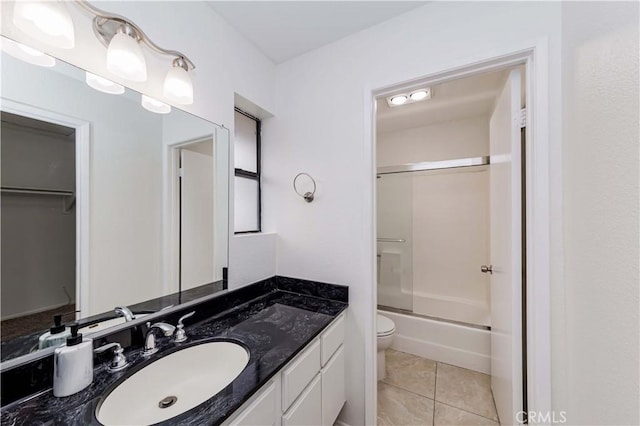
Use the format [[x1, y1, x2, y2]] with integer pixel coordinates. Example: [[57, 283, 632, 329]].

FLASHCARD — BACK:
[[1, 123, 75, 319], [561, 2, 639, 424], [264, 3, 562, 424], [377, 115, 490, 165], [0, 0, 278, 289]]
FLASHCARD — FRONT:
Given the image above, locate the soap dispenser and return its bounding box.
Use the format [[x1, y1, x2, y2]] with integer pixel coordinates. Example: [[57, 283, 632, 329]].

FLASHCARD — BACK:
[[38, 314, 71, 349], [53, 323, 93, 397]]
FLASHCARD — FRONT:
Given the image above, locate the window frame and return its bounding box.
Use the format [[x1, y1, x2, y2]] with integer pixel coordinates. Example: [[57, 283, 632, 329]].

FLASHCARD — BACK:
[[234, 107, 261, 234]]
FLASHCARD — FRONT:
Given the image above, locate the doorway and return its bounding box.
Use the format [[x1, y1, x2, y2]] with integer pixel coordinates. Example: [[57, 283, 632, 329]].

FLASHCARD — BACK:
[[372, 52, 543, 425], [168, 138, 216, 297], [0, 110, 89, 340]]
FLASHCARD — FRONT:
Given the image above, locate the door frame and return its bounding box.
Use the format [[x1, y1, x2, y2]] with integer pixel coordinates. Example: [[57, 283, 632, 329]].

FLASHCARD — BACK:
[[163, 136, 215, 296], [366, 39, 552, 425], [1, 98, 91, 319]]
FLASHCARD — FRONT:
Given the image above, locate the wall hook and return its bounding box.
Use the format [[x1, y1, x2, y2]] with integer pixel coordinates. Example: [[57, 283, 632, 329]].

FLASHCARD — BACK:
[[293, 172, 316, 203]]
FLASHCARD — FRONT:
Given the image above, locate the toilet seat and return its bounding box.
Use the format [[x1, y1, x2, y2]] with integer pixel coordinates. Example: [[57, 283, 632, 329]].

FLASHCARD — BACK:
[[377, 314, 396, 337]]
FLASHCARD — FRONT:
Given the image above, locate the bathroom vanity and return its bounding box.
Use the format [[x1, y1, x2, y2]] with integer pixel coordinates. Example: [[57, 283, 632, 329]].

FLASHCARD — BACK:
[[0, 276, 348, 425]]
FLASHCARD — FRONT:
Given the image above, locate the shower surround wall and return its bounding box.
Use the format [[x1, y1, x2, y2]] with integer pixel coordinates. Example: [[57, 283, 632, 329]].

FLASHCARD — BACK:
[[377, 115, 491, 326]]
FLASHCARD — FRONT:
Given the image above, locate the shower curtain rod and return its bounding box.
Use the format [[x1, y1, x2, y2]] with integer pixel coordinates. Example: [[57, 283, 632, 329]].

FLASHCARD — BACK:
[[377, 156, 489, 175]]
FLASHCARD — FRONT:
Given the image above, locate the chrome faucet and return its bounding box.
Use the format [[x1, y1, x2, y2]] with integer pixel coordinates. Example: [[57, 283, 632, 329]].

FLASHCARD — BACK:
[[114, 306, 135, 322], [142, 322, 176, 356]]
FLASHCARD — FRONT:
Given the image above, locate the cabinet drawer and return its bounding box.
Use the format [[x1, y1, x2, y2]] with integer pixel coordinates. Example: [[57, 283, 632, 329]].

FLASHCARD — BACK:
[[322, 345, 345, 426], [321, 314, 345, 366], [282, 374, 322, 426], [282, 339, 321, 410], [229, 381, 277, 426]]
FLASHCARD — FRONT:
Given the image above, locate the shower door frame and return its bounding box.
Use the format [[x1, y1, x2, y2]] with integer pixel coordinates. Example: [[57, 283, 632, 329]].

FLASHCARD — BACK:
[[365, 39, 553, 425]]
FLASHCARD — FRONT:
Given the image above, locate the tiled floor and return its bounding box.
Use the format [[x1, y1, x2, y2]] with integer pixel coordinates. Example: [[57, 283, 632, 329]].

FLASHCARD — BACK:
[[378, 349, 500, 426]]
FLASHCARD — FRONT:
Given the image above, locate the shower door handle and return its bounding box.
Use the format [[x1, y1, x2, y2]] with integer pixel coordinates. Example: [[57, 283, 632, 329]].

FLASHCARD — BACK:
[[481, 265, 493, 274]]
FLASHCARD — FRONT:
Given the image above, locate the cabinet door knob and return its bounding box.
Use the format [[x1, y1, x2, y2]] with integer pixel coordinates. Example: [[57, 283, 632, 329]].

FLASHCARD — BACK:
[[481, 265, 493, 274]]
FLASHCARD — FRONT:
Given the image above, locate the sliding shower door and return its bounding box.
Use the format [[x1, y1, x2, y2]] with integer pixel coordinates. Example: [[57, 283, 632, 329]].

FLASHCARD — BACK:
[[376, 164, 490, 326], [376, 173, 413, 311]]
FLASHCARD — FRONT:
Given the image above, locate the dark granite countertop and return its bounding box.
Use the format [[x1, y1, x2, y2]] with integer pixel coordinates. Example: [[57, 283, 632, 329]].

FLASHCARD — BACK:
[[0, 278, 348, 425]]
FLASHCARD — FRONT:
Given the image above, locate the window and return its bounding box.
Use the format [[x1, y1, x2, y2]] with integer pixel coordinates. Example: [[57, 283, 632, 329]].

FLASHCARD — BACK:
[[234, 108, 261, 233]]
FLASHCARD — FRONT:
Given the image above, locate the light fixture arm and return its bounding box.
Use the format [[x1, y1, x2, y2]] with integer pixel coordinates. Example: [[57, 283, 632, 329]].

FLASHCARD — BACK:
[[74, 0, 196, 70]]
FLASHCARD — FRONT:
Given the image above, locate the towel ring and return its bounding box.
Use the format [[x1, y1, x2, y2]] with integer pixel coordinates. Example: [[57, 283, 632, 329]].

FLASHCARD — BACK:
[[293, 172, 316, 203]]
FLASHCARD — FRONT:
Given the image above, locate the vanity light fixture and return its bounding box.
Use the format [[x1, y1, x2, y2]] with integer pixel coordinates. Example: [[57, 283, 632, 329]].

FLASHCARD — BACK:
[[85, 72, 125, 95], [386, 87, 432, 107], [12, 0, 75, 49], [141, 94, 171, 114], [105, 24, 147, 82], [10, 1, 196, 106], [163, 58, 194, 105], [75, 1, 196, 103], [1, 37, 55, 67]]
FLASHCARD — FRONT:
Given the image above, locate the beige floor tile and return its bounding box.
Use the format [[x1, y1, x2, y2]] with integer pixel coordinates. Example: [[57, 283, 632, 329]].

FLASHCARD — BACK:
[[435, 363, 499, 421], [434, 402, 500, 426], [378, 382, 434, 426], [382, 349, 437, 399]]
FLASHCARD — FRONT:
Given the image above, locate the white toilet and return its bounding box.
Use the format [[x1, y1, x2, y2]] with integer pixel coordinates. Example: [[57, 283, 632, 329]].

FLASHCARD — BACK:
[[376, 314, 396, 380]]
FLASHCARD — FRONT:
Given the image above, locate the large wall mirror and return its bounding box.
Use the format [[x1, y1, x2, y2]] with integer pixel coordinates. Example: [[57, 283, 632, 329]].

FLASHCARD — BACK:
[[0, 36, 230, 364]]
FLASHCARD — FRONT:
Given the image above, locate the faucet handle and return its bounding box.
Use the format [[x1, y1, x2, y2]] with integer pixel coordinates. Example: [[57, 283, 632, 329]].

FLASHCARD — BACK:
[[94, 342, 129, 372], [174, 311, 195, 343]]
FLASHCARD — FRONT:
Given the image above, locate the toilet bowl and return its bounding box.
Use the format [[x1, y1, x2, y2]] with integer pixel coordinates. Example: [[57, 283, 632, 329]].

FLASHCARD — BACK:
[[376, 314, 396, 380]]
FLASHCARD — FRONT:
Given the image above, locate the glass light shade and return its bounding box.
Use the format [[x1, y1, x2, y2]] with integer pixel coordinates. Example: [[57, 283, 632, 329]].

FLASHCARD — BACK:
[[163, 65, 193, 105], [106, 32, 147, 82], [12, 0, 74, 49], [390, 95, 407, 105], [1, 37, 55, 67], [410, 90, 428, 101], [85, 72, 125, 95], [141, 95, 171, 114]]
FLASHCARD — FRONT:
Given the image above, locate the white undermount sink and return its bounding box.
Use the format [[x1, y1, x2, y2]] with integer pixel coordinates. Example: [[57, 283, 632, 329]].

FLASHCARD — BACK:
[[96, 341, 249, 425]]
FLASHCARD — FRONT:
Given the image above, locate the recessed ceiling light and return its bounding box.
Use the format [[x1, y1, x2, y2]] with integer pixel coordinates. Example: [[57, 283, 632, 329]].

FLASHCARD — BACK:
[[390, 95, 407, 105], [410, 90, 429, 101], [387, 87, 432, 107]]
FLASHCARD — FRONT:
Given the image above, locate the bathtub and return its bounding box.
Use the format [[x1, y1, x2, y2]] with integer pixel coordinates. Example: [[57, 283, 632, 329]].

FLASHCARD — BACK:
[[378, 308, 491, 374]]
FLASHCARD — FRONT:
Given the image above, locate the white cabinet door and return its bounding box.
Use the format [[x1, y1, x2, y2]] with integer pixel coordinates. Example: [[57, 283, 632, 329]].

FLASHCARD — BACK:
[[282, 340, 321, 411], [322, 345, 345, 426], [282, 374, 322, 426], [230, 381, 277, 426], [321, 315, 345, 366]]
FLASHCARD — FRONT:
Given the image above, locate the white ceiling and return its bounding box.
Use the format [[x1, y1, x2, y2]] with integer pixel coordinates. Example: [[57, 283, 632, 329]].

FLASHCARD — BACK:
[[207, 1, 427, 63], [377, 70, 511, 133]]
